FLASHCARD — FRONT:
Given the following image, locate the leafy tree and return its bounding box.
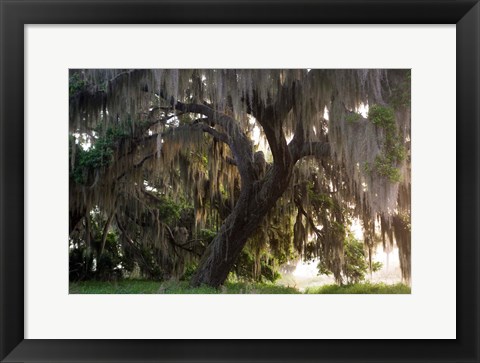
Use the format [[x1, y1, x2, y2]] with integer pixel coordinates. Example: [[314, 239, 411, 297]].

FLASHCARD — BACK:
[[318, 233, 383, 285], [69, 69, 411, 287]]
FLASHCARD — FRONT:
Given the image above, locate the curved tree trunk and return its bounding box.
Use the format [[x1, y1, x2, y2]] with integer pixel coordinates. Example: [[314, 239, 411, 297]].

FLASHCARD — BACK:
[[190, 167, 292, 287], [186, 80, 328, 287]]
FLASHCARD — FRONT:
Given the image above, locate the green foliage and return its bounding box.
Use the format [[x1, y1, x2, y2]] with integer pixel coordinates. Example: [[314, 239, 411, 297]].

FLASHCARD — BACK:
[[342, 235, 369, 284], [398, 212, 412, 232], [367, 104, 406, 183], [71, 147, 111, 184], [374, 156, 402, 182], [69, 222, 136, 282], [95, 232, 124, 281], [232, 249, 281, 283], [369, 104, 395, 127], [69, 244, 95, 281], [69, 72, 87, 96], [390, 70, 411, 108], [305, 282, 410, 294], [199, 228, 216, 244], [71, 126, 130, 184], [317, 263, 332, 277], [69, 199, 195, 283], [307, 184, 335, 209], [332, 221, 346, 234], [318, 234, 383, 284], [181, 263, 199, 281], [345, 112, 362, 123], [156, 196, 182, 225], [371, 261, 383, 272], [260, 263, 281, 283], [129, 245, 164, 280]]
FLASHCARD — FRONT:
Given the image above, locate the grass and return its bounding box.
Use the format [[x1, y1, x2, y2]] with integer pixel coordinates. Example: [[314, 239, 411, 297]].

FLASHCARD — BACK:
[[160, 281, 299, 294], [305, 282, 411, 294], [69, 279, 161, 294], [69, 279, 299, 294], [70, 280, 410, 294]]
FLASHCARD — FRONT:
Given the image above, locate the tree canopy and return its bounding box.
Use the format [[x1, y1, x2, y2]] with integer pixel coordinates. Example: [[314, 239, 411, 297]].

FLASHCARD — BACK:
[[69, 69, 411, 287]]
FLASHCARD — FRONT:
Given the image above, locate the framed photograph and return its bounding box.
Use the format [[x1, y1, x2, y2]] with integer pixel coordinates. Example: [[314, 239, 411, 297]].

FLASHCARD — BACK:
[[1, 1, 478, 362]]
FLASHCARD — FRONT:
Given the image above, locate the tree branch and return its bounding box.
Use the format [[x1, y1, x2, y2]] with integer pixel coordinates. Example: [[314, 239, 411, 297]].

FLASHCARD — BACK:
[[99, 210, 117, 257], [191, 123, 230, 145], [116, 153, 155, 181], [161, 95, 256, 184], [294, 197, 323, 239], [290, 141, 331, 162], [249, 87, 292, 170], [163, 224, 202, 257]]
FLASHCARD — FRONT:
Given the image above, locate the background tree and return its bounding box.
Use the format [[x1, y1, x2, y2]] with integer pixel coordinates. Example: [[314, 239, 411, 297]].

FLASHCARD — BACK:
[[69, 69, 411, 287], [318, 233, 383, 285]]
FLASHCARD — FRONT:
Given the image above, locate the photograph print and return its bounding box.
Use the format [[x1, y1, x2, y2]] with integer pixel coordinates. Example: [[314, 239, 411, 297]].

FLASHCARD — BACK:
[[69, 69, 411, 294]]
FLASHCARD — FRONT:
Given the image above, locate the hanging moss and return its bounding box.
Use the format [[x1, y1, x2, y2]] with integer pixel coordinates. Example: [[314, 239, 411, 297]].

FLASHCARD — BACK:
[[69, 69, 411, 286], [390, 70, 411, 109], [367, 104, 406, 183]]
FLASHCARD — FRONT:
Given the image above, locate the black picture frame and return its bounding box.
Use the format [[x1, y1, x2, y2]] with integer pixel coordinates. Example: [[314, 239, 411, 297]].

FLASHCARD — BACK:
[[1, 1, 479, 362]]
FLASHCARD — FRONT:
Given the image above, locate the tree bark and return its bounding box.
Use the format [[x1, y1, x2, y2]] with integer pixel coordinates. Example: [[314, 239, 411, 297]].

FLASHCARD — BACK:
[[172, 80, 331, 287], [190, 136, 330, 288], [190, 165, 292, 287], [69, 208, 85, 235]]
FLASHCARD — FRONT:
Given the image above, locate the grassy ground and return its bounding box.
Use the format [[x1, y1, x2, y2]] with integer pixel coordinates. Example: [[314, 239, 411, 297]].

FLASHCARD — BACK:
[[305, 282, 411, 294], [69, 280, 410, 294], [69, 279, 161, 294], [69, 280, 298, 294]]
